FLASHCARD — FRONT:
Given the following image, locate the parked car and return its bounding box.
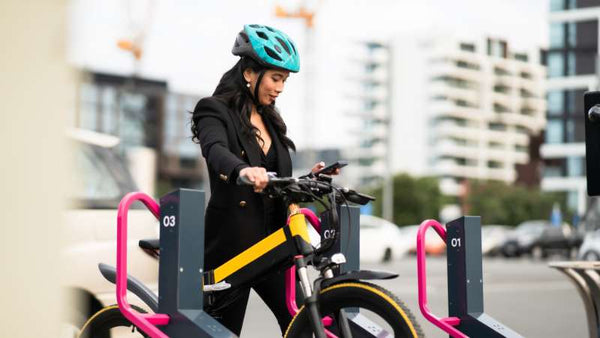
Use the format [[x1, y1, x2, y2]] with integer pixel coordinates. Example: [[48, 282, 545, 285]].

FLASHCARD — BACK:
[[359, 215, 411, 262], [501, 220, 581, 259], [578, 229, 600, 260], [481, 225, 512, 256], [61, 129, 159, 336]]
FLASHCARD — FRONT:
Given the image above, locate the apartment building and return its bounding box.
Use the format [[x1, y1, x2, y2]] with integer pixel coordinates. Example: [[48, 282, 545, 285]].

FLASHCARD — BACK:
[[345, 41, 392, 188], [542, 0, 600, 215], [392, 34, 546, 199]]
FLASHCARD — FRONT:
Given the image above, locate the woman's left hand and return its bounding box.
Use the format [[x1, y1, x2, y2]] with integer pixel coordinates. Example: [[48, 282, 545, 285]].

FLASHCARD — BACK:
[[311, 161, 341, 175]]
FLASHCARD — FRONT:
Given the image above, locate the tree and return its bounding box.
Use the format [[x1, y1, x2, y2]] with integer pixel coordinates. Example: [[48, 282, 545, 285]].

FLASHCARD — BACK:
[[371, 174, 443, 226], [465, 180, 568, 226]]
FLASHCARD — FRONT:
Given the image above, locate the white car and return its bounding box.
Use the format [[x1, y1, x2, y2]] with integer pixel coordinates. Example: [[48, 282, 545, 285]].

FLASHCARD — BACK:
[[359, 215, 411, 262], [578, 229, 600, 260], [62, 130, 159, 335], [481, 225, 512, 256]]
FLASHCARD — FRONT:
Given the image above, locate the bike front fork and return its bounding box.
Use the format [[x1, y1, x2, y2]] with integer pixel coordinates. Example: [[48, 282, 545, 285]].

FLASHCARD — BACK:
[[295, 256, 327, 338]]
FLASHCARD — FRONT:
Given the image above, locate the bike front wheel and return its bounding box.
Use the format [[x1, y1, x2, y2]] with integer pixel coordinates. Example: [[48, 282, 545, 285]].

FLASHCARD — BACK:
[[285, 281, 423, 338], [77, 305, 148, 338]]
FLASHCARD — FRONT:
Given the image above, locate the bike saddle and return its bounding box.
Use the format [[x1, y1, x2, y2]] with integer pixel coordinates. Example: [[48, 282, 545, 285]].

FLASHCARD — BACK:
[[139, 238, 159, 251]]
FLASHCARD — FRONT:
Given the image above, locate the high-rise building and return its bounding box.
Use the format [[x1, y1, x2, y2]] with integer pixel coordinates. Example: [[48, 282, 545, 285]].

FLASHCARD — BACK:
[[391, 34, 546, 203], [345, 41, 392, 188], [541, 0, 600, 215]]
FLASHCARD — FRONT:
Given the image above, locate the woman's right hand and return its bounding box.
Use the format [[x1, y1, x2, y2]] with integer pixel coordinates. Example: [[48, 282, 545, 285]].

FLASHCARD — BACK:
[[239, 167, 269, 192]]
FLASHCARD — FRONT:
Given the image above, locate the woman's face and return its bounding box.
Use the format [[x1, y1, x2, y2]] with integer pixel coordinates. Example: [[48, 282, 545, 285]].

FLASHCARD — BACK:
[[244, 68, 290, 106]]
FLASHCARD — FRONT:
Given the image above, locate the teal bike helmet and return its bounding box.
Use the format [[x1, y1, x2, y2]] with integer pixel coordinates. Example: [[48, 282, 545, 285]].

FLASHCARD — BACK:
[[233, 24, 300, 73]]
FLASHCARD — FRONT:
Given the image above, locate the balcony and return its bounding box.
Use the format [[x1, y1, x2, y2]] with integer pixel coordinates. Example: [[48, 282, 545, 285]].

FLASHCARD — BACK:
[[434, 122, 481, 141], [429, 82, 479, 106], [428, 63, 481, 83], [429, 102, 485, 121], [486, 167, 514, 182], [433, 160, 480, 179], [433, 141, 479, 160]]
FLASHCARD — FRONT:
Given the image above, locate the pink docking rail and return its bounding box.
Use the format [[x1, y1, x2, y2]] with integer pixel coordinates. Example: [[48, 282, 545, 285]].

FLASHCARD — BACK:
[[117, 192, 170, 338], [416, 219, 468, 338]]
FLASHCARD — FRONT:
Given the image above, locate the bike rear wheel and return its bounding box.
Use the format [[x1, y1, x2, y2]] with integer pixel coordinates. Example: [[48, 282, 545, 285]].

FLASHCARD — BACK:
[[77, 305, 148, 338], [285, 281, 423, 338]]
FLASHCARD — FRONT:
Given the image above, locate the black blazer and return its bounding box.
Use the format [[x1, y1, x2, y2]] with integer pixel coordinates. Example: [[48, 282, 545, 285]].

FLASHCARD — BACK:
[[193, 96, 293, 270]]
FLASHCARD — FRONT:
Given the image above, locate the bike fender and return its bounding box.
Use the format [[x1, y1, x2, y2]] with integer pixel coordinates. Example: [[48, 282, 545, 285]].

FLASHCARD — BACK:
[[98, 263, 159, 312], [322, 269, 398, 289]]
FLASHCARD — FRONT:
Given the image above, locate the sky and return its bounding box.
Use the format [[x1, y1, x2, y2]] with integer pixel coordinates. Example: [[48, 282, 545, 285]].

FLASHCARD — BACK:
[[68, 0, 549, 149]]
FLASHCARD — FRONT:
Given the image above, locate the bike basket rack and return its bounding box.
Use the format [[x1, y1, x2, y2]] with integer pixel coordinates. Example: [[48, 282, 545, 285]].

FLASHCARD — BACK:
[[417, 216, 522, 338]]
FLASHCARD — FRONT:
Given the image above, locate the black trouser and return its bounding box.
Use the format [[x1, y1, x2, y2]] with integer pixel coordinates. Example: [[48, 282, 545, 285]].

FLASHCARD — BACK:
[[206, 269, 299, 336]]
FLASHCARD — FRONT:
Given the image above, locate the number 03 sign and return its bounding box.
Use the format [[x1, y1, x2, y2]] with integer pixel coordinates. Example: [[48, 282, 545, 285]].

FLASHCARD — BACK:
[[163, 215, 176, 227]]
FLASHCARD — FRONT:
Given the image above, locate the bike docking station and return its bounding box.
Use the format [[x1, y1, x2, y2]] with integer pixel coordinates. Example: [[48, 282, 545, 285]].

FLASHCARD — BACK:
[[113, 187, 391, 338], [417, 216, 523, 338]]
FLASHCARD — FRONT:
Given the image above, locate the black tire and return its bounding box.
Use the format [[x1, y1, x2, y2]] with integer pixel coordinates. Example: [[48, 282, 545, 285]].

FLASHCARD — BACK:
[[78, 305, 148, 338], [285, 281, 423, 338], [584, 251, 600, 261]]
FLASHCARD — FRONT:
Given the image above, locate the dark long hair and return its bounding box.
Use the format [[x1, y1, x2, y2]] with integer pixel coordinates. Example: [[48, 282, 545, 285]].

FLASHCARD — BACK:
[[191, 57, 296, 151]]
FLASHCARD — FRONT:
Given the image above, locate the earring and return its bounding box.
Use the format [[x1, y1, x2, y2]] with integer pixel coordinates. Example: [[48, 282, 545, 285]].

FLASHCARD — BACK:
[[246, 82, 251, 88]]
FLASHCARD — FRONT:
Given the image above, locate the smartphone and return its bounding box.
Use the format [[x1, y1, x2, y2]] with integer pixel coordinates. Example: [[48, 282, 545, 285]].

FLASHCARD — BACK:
[[314, 160, 348, 176]]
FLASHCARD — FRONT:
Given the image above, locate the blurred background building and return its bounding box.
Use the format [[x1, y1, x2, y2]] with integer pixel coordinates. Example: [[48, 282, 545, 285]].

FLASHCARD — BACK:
[[76, 71, 204, 195], [344, 41, 392, 188], [390, 34, 547, 218], [541, 0, 600, 216]]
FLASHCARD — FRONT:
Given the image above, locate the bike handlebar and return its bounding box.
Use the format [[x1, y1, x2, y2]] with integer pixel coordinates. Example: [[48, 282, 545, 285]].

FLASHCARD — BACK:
[[236, 174, 373, 206]]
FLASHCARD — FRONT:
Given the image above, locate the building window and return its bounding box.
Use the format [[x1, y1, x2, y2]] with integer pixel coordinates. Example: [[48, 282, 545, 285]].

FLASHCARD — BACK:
[[550, 23, 564, 48], [544, 158, 565, 177], [514, 53, 528, 62], [547, 91, 563, 116], [488, 39, 507, 58], [520, 71, 532, 79], [459, 43, 475, 52], [545, 119, 563, 144], [550, 0, 564, 11], [488, 161, 503, 169], [547, 52, 563, 78], [576, 0, 600, 10], [544, 165, 563, 177], [567, 156, 584, 177], [489, 122, 507, 131]]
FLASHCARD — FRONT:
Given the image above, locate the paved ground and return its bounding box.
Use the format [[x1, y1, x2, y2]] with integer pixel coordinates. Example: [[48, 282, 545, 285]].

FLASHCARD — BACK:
[[241, 256, 587, 337]]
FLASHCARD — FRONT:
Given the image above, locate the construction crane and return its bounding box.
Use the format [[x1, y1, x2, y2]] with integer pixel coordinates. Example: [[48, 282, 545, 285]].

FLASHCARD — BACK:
[[117, 0, 156, 64]]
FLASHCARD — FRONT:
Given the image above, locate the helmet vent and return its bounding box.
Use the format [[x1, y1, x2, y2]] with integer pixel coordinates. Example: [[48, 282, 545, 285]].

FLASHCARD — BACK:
[[256, 31, 269, 40], [265, 26, 276, 32], [289, 41, 297, 55], [264, 46, 282, 61], [249, 24, 262, 28], [275, 37, 291, 54]]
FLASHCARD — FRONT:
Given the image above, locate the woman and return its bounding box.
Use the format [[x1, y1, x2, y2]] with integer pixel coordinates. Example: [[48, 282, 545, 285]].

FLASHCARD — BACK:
[[190, 24, 333, 335]]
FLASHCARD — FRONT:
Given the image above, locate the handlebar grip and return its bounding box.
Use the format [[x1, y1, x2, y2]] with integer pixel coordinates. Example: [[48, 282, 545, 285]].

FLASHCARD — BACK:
[[236, 175, 254, 186]]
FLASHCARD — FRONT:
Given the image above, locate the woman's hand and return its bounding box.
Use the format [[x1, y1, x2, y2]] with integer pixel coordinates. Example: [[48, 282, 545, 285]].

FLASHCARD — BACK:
[[311, 161, 341, 175], [239, 167, 269, 192]]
